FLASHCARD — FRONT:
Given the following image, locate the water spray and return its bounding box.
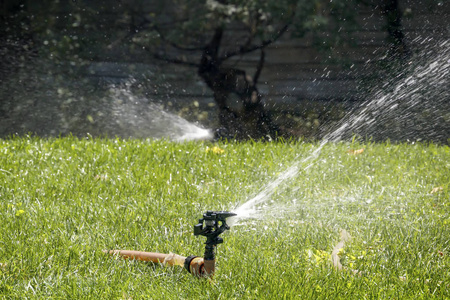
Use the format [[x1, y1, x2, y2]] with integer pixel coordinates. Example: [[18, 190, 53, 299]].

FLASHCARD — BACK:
[[104, 211, 236, 278]]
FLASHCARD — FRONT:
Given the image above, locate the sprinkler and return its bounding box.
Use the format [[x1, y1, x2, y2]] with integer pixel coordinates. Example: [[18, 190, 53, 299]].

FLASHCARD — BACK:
[[192, 210, 236, 276], [104, 210, 236, 278]]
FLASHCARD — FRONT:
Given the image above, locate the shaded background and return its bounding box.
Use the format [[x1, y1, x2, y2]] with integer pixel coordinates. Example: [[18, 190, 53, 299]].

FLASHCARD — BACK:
[[1, 0, 449, 141]]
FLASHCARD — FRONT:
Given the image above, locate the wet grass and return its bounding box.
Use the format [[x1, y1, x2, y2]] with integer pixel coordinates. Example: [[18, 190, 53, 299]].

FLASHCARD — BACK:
[[1, 136, 449, 299]]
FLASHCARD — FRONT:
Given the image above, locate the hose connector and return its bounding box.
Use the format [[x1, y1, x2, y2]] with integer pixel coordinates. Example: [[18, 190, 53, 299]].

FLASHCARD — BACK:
[[184, 255, 205, 277]]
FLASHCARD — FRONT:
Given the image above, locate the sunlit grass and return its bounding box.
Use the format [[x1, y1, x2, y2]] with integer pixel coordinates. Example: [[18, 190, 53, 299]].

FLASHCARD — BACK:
[[1, 136, 449, 298]]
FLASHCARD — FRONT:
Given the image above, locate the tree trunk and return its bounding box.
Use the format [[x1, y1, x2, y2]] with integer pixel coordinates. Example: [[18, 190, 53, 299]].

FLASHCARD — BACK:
[[197, 28, 280, 140]]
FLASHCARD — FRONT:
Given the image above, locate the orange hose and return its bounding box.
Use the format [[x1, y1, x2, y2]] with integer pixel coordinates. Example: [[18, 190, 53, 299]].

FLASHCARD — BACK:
[[104, 250, 211, 278], [103, 250, 186, 266]]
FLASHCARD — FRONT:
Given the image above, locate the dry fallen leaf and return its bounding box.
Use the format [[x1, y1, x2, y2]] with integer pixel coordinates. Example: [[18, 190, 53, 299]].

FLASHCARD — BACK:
[[348, 148, 364, 155], [431, 186, 443, 194]]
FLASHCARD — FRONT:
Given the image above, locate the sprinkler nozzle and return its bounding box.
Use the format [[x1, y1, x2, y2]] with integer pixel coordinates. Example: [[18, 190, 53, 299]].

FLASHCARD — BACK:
[[193, 210, 236, 276]]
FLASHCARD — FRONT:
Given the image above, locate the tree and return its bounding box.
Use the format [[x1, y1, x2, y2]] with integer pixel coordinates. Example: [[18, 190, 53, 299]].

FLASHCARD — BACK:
[[118, 0, 359, 139]]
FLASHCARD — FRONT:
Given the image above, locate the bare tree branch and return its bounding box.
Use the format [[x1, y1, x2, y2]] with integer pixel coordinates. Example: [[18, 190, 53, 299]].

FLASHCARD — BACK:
[[109, 16, 205, 59], [151, 51, 200, 67], [220, 23, 290, 61], [151, 22, 206, 52], [253, 49, 265, 84]]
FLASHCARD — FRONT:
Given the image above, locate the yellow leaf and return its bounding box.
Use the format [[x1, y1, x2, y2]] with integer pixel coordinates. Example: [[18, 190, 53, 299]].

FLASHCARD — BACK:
[[206, 146, 225, 154], [15, 209, 25, 216]]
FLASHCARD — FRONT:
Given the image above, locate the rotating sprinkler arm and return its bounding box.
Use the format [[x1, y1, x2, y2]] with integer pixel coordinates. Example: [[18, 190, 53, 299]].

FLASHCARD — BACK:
[[104, 210, 236, 278]]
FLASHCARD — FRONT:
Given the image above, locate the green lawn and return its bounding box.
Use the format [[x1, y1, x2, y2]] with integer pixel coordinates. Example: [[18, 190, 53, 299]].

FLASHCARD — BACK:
[[1, 136, 449, 299]]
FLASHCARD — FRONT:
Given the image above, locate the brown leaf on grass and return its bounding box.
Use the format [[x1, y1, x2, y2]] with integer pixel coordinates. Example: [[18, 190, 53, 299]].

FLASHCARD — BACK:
[[94, 174, 108, 181], [348, 148, 364, 155], [431, 186, 443, 194]]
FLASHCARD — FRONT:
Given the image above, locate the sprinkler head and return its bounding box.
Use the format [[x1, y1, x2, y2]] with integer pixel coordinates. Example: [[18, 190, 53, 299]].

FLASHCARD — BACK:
[[194, 211, 236, 246]]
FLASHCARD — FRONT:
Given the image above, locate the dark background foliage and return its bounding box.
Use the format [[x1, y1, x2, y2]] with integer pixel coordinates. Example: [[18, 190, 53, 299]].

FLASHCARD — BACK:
[[1, 0, 448, 141]]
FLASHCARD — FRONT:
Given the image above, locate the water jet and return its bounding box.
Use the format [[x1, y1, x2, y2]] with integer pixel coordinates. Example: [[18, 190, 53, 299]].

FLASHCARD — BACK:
[[232, 38, 450, 223]]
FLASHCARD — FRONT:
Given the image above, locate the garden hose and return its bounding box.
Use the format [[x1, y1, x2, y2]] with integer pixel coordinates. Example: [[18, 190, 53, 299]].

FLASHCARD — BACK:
[[104, 210, 235, 278]]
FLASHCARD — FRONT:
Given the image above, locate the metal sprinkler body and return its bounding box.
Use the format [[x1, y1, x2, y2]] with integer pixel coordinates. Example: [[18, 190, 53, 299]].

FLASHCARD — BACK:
[[187, 211, 236, 276]]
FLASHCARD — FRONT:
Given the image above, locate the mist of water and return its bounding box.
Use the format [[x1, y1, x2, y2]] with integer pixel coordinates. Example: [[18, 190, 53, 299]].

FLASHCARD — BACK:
[[108, 84, 213, 141], [231, 141, 326, 222], [325, 39, 449, 143], [231, 39, 449, 224]]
